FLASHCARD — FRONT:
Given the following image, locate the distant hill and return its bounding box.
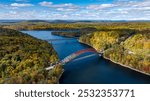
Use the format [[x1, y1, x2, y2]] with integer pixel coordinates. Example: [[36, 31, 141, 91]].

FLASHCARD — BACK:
[[1, 19, 150, 24], [0, 20, 24, 23]]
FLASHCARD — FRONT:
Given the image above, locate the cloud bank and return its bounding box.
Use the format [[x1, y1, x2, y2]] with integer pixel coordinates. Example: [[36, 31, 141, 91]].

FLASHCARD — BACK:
[[0, 0, 150, 20], [10, 3, 34, 7]]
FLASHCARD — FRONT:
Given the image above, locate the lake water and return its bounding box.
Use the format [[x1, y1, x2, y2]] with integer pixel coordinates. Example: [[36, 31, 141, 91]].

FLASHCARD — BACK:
[[23, 30, 150, 84]]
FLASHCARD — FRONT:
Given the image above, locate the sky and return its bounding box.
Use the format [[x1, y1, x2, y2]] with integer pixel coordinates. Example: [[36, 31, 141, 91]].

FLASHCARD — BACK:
[[0, 0, 150, 20]]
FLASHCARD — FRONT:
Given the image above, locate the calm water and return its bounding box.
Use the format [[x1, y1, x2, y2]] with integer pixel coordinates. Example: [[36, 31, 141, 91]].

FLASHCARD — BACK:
[[23, 31, 150, 84]]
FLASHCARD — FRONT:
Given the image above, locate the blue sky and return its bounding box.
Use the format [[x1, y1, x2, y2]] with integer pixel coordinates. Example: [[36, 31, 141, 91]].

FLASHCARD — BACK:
[[0, 0, 150, 20]]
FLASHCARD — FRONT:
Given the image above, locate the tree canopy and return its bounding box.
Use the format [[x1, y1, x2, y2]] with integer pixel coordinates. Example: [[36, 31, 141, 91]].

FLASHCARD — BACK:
[[0, 28, 63, 83]]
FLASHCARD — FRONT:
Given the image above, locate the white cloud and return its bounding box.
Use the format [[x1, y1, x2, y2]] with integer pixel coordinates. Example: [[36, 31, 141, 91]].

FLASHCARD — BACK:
[[87, 4, 115, 10], [11, 3, 34, 7], [39, 1, 79, 12], [39, 1, 53, 7], [84, 0, 150, 20], [50, 3, 77, 8], [56, 8, 76, 12], [0, 0, 150, 20], [0, 10, 37, 19], [39, 1, 76, 8]]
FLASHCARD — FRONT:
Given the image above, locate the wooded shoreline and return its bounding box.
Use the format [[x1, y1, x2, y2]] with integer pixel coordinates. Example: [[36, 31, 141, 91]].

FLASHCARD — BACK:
[[78, 40, 150, 77]]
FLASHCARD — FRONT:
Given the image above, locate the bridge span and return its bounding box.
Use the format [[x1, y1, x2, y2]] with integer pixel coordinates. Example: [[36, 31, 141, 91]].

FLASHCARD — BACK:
[[45, 38, 78, 42], [46, 48, 101, 70]]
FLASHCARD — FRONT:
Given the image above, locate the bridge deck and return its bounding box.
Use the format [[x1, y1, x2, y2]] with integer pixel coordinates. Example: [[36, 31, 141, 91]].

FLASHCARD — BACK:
[[46, 48, 102, 70], [45, 38, 78, 41]]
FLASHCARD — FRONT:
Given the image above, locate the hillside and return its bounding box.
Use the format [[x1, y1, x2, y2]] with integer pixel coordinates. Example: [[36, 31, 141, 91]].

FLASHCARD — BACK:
[[0, 28, 63, 83], [79, 30, 150, 74]]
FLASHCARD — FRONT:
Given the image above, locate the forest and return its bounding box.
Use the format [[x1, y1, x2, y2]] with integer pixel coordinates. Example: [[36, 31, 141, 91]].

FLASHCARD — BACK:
[[51, 31, 81, 37], [79, 27, 150, 74], [0, 21, 150, 76], [0, 28, 63, 83], [1, 21, 150, 31]]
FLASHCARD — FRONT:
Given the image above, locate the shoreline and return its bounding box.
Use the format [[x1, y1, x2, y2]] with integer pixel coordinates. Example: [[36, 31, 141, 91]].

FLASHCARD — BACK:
[[78, 40, 99, 52], [78, 40, 150, 77], [57, 69, 64, 84], [51, 32, 80, 38], [104, 56, 150, 76]]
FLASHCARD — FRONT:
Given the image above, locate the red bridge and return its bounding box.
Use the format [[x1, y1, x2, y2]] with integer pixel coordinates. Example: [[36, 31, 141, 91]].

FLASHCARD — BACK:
[[60, 48, 97, 64], [46, 48, 100, 70]]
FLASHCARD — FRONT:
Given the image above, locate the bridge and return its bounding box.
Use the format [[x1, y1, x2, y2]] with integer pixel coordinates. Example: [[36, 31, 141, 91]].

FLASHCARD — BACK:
[[45, 38, 78, 42], [46, 48, 101, 70]]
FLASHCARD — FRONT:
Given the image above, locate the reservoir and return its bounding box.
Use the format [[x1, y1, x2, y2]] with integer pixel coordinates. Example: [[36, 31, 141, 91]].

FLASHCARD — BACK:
[[23, 30, 150, 84]]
